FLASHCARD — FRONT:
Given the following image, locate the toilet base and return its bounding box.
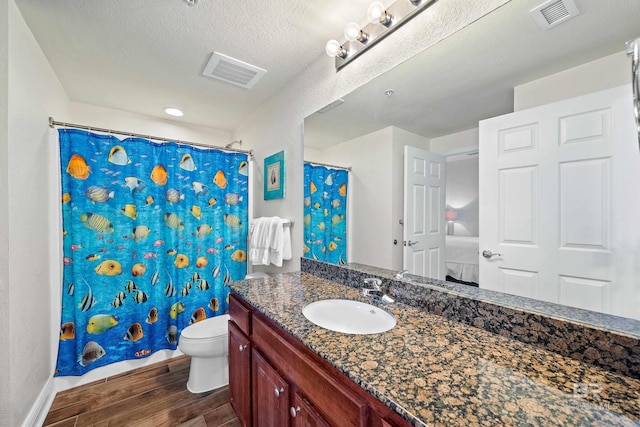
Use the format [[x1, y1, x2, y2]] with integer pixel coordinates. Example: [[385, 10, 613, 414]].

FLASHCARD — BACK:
[[186, 355, 229, 393]]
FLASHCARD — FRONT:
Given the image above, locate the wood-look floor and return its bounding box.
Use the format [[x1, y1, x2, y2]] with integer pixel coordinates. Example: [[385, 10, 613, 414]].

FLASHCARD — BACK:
[[44, 355, 240, 427]]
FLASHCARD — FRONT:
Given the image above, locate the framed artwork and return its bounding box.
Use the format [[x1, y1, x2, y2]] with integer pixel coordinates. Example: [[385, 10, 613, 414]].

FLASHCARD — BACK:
[[264, 150, 285, 200]]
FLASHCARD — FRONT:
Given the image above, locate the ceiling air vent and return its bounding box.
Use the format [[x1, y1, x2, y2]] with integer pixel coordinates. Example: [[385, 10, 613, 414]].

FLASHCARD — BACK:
[[530, 0, 580, 31], [202, 52, 266, 89]]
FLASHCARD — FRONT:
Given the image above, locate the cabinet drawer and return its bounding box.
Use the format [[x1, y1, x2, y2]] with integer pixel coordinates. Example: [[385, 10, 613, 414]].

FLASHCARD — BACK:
[[253, 315, 368, 427], [229, 293, 251, 336]]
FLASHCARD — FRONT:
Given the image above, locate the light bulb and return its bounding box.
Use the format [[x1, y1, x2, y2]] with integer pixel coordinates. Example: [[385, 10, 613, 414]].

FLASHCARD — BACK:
[[367, 1, 392, 26], [325, 39, 341, 57], [344, 22, 361, 41], [325, 39, 347, 58], [367, 2, 385, 23]]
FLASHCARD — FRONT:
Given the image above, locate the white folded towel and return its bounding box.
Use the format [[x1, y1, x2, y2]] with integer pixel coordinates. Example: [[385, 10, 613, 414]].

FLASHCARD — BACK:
[[249, 217, 292, 267]]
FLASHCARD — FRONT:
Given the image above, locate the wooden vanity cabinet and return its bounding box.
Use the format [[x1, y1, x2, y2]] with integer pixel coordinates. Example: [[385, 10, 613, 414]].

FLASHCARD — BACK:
[[228, 293, 410, 427], [228, 320, 251, 427]]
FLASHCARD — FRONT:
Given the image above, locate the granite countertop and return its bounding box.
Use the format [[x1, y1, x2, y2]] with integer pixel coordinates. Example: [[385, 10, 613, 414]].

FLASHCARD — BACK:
[[231, 271, 640, 427]]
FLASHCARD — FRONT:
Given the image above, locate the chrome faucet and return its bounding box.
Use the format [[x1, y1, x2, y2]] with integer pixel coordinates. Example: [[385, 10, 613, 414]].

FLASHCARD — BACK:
[[394, 269, 409, 280], [362, 278, 394, 304]]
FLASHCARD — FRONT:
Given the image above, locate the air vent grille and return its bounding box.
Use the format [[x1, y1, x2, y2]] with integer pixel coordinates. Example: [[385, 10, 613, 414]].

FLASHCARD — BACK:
[[530, 0, 579, 30], [541, 1, 569, 24], [202, 52, 266, 89]]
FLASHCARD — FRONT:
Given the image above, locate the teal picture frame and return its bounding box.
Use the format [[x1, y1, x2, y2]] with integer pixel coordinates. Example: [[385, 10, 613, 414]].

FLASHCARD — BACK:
[[264, 150, 285, 200]]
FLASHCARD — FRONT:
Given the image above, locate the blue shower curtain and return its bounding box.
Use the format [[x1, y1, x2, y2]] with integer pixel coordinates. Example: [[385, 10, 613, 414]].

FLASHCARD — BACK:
[[56, 129, 248, 376], [303, 163, 348, 264]]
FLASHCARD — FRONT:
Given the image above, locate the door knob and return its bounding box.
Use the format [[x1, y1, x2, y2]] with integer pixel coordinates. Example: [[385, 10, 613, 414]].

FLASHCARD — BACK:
[[238, 344, 247, 352], [290, 406, 301, 417], [404, 240, 418, 247], [274, 387, 284, 397], [482, 249, 502, 258]]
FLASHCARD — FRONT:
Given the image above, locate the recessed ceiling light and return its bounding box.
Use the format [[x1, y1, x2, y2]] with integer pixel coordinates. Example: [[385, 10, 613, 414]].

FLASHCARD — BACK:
[[164, 107, 184, 117]]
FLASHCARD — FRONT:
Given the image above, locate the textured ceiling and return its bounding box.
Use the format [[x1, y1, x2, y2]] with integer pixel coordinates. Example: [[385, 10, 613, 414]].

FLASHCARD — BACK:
[[14, 0, 380, 131], [304, 0, 640, 149]]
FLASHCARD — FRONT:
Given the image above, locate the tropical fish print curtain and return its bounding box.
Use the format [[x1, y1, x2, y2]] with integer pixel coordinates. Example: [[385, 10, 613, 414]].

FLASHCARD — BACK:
[[56, 129, 248, 376], [303, 163, 348, 264]]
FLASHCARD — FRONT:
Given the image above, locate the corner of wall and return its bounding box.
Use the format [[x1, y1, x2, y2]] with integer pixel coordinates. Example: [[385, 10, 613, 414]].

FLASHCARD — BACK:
[[0, 1, 10, 425], [21, 378, 55, 427]]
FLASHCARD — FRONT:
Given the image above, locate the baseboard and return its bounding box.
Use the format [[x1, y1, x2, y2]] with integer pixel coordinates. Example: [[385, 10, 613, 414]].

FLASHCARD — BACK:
[[21, 377, 56, 427], [54, 348, 182, 392]]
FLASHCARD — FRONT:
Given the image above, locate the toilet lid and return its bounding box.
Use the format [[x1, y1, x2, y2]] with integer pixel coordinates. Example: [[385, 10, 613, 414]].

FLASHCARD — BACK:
[[181, 314, 230, 339]]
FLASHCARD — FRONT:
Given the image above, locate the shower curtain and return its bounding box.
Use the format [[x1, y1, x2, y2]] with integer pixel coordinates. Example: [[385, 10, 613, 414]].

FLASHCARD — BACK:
[[303, 163, 348, 264], [56, 129, 248, 376]]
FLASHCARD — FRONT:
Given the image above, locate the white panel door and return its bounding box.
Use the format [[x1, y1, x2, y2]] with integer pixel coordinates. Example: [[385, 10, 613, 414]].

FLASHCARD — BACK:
[[403, 146, 446, 279], [479, 85, 640, 319]]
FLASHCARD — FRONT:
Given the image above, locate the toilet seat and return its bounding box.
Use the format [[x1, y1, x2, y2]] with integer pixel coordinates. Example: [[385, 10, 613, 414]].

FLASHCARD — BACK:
[[181, 314, 229, 340]]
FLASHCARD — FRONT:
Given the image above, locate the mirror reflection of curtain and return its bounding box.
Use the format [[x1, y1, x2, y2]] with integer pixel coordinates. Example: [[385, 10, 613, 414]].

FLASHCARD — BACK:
[[56, 129, 248, 376], [303, 163, 348, 264]]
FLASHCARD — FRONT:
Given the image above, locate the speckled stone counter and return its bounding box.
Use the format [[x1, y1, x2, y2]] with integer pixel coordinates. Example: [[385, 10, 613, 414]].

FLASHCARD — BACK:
[[302, 258, 640, 380], [231, 272, 640, 427]]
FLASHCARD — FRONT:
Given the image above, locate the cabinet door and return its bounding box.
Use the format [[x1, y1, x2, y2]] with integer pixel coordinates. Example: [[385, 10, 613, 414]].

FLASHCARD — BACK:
[[291, 390, 331, 427], [229, 321, 251, 427], [252, 349, 290, 427]]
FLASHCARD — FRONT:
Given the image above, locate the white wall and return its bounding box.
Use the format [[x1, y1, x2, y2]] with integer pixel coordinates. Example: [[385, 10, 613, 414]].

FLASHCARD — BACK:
[[514, 51, 629, 110], [234, 0, 510, 273], [445, 157, 479, 237], [7, 1, 70, 425], [430, 127, 479, 154], [0, 1, 10, 424], [322, 127, 394, 268]]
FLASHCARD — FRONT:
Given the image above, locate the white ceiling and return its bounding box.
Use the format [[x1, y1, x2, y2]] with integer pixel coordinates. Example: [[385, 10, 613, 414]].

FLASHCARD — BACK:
[[14, 0, 381, 131], [304, 0, 640, 149]]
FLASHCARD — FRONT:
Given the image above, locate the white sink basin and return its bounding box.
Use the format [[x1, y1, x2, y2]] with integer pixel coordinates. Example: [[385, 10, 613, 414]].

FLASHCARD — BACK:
[[302, 299, 396, 334]]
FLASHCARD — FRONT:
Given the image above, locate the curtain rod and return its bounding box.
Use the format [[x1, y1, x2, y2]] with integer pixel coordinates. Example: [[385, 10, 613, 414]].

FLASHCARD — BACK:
[[49, 117, 253, 158], [304, 160, 352, 171]]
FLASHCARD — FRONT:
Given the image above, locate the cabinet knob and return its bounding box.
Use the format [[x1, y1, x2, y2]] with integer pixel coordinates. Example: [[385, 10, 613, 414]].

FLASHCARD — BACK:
[[238, 344, 247, 351], [274, 387, 284, 397], [290, 406, 300, 417]]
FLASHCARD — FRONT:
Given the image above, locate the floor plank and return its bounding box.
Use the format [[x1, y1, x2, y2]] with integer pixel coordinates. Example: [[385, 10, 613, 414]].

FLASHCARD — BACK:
[[202, 403, 238, 427], [44, 356, 238, 427], [177, 416, 207, 427]]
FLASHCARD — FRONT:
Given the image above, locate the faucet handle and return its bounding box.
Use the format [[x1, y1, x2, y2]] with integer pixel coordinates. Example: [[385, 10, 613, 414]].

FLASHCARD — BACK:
[[363, 277, 382, 290], [394, 270, 409, 279]]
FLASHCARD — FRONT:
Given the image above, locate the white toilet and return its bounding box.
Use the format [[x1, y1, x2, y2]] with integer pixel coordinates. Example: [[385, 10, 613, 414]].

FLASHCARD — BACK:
[[178, 314, 230, 393]]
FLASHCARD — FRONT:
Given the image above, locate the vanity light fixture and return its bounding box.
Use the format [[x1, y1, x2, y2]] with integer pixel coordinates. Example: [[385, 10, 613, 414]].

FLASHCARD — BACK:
[[325, 0, 437, 71], [164, 107, 184, 117]]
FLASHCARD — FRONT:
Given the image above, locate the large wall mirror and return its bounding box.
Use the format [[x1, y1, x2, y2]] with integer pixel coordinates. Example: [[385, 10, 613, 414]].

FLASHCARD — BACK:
[[304, 0, 640, 324]]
